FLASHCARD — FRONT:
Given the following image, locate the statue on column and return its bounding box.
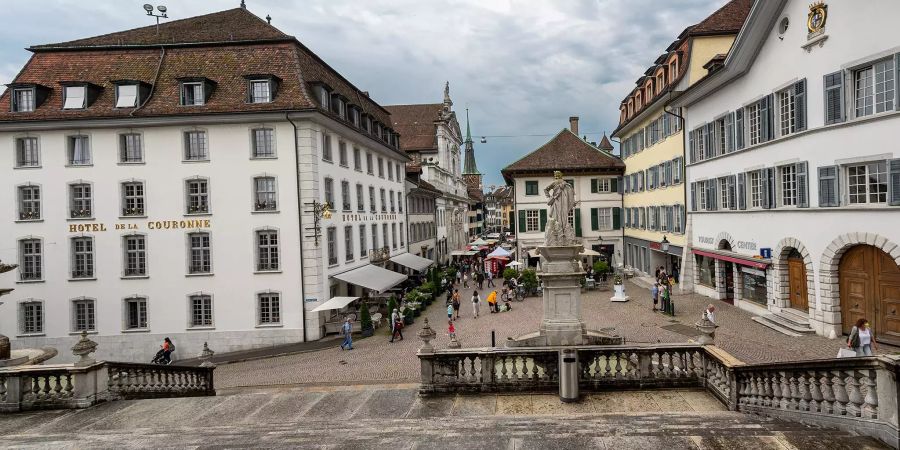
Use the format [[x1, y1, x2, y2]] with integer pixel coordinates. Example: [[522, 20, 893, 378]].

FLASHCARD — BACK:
[[543, 171, 576, 246]]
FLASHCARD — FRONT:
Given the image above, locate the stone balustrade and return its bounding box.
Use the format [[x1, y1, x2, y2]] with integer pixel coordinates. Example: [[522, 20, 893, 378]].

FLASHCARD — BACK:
[[0, 362, 215, 412], [419, 345, 900, 446]]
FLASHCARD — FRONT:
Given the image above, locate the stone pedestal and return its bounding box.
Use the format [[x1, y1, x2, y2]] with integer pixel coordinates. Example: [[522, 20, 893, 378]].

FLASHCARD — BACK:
[[507, 244, 622, 347], [610, 284, 630, 302]]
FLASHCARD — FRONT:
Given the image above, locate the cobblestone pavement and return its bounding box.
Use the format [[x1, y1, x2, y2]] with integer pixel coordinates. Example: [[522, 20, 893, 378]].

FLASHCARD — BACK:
[[216, 280, 857, 388]]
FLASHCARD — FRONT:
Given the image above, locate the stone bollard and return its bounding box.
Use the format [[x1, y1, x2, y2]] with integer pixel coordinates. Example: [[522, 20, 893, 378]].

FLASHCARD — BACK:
[[198, 342, 216, 367], [447, 333, 461, 349], [417, 318, 437, 354], [71, 331, 98, 367], [695, 312, 718, 345]]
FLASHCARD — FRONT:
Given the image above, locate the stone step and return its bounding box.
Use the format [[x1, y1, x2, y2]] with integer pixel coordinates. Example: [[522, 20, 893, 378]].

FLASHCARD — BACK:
[[758, 312, 817, 334], [752, 316, 804, 337], [777, 308, 812, 326]]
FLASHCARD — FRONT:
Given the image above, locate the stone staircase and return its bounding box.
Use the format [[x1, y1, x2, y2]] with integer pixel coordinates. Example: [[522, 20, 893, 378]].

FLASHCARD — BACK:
[[0, 386, 890, 449], [752, 308, 817, 337]]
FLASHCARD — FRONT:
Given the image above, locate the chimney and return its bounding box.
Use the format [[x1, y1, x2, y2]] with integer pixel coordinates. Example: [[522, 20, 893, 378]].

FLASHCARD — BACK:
[[569, 116, 579, 135]]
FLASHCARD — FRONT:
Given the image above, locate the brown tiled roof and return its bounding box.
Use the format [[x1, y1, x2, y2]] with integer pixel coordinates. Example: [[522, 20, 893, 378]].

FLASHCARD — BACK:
[[502, 129, 624, 183], [385, 104, 442, 151], [0, 7, 393, 131], [598, 134, 614, 151], [689, 0, 753, 36], [31, 8, 290, 50], [467, 186, 484, 202]]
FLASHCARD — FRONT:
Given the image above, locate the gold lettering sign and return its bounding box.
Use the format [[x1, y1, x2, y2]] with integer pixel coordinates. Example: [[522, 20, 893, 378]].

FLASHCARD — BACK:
[[68, 219, 211, 233]]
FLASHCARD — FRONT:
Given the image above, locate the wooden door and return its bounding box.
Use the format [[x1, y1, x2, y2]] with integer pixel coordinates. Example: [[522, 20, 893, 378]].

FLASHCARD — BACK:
[[876, 249, 900, 344], [788, 257, 808, 311], [840, 246, 874, 335]]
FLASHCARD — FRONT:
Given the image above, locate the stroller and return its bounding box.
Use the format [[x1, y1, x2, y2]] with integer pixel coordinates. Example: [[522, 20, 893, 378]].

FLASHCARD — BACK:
[[151, 339, 175, 365]]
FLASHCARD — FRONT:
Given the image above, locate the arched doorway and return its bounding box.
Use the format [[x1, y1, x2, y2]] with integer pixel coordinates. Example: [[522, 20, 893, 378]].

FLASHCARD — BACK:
[[840, 245, 900, 345], [718, 240, 734, 301], [787, 249, 809, 311]]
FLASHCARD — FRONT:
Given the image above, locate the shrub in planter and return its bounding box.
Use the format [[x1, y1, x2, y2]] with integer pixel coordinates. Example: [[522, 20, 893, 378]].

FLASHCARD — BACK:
[[359, 301, 374, 337], [420, 281, 436, 295], [521, 269, 539, 292], [502, 267, 518, 280], [592, 261, 609, 275], [402, 307, 414, 325]]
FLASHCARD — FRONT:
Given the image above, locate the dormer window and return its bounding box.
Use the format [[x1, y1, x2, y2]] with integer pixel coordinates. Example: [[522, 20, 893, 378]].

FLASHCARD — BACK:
[[116, 84, 139, 108], [250, 80, 271, 103], [350, 107, 360, 127], [63, 86, 87, 110], [331, 94, 346, 119], [315, 85, 330, 110], [179, 78, 215, 106], [12, 88, 35, 112]]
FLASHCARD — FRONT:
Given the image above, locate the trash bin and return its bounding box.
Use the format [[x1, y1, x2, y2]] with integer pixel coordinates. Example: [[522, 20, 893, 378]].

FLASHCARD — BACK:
[[559, 348, 579, 402]]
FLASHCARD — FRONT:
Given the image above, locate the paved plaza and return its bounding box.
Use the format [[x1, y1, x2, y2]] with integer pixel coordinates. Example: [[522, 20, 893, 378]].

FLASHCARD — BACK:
[[0, 385, 887, 449], [215, 280, 857, 389]]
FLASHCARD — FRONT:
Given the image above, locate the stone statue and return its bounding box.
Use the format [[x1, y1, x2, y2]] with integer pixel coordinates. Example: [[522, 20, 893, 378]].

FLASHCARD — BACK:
[[543, 171, 576, 246]]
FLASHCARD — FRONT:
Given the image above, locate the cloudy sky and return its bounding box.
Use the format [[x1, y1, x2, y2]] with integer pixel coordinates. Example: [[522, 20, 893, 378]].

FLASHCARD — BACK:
[[0, 0, 728, 186]]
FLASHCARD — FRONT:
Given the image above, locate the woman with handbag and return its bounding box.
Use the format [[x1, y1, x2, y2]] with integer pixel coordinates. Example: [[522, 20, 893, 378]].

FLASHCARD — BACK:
[[847, 318, 877, 356]]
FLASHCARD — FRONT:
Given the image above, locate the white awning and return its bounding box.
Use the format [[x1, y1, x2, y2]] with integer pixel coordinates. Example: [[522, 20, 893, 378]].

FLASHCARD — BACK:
[[451, 250, 478, 256], [311, 296, 360, 312], [528, 249, 540, 258], [332, 265, 408, 293], [389, 253, 434, 272], [580, 247, 602, 256]]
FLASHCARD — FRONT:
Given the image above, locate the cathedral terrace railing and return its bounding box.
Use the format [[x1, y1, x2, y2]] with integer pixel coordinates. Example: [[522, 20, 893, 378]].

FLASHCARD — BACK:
[[418, 342, 900, 447]]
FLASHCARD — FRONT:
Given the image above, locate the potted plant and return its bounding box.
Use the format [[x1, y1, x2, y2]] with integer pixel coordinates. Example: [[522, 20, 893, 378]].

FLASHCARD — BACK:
[[402, 306, 414, 325], [359, 301, 374, 337], [592, 261, 609, 277], [387, 296, 398, 319], [502, 267, 517, 280], [520, 269, 539, 295]]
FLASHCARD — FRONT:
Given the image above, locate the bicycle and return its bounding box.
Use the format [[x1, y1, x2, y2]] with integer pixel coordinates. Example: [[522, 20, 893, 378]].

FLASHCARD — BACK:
[[514, 285, 526, 302]]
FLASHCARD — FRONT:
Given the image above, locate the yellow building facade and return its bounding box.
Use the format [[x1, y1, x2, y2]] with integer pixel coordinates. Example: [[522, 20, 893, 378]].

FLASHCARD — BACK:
[[611, 0, 750, 281]]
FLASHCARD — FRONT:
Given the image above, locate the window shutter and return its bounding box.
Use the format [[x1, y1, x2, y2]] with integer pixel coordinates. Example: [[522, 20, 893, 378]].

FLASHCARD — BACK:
[[725, 112, 734, 152], [763, 167, 775, 209], [824, 71, 845, 124], [895, 54, 900, 111], [518, 210, 526, 233], [539, 209, 547, 231], [796, 161, 809, 208], [737, 172, 746, 210], [766, 94, 776, 140], [624, 176, 630, 193], [591, 208, 599, 230], [667, 206, 674, 233], [705, 123, 715, 159], [890, 158, 900, 206], [727, 175, 737, 210], [574, 208, 582, 237], [690, 182, 697, 211], [616, 176, 622, 193], [795, 78, 807, 131], [707, 179, 718, 211], [759, 97, 770, 142], [818, 165, 839, 207], [735, 108, 745, 149], [613, 207, 621, 230], [689, 131, 696, 163], [591, 178, 598, 193]]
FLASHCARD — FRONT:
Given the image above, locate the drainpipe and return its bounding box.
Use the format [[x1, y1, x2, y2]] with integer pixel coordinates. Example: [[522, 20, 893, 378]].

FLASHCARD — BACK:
[[666, 97, 689, 276], [286, 113, 307, 343], [130, 46, 165, 116], [611, 137, 627, 268]]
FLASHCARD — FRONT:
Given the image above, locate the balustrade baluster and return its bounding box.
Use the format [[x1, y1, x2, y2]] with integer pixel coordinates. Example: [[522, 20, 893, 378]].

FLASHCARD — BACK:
[[499, 356, 509, 383], [738, 374, 750, 405], [751, 373, 762, 406], [788, 375, 800, 410], [862, 369, 878, 419], [798, 373, 811, 411], [807, 370, 822, 413], [51, 374, 63, 399], [0, 375, 7, 402], [845, 371, 863, 417], [770, 372, 782, 409], [779, 373, 791, 409], [613, 353, 623, 378], [831, 370, 848, 416], [603, 354, 613, 377], [761, 373, 774, 407], [819, 372, 834, 415], [64, 374, 74, 398]]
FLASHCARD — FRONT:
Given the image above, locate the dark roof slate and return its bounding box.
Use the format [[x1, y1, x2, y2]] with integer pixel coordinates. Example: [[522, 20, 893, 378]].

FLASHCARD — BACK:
[[385, 103, 442, 151], [502, 129, 624, 181]]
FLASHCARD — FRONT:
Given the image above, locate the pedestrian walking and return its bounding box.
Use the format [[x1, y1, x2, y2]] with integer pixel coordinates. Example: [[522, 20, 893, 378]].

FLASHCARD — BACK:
[[456, 270, 462, 285], [661, 282, 671, 313], [463, 273, 469, 288], [848, 318, 877, 356], [448, 320, 456, 340], [340, 318, 353, 350], [447, 303, 454, 321], [476, 272, 484, 289], [651, 283, 659, 311], [390, 316, 404, 342], [452, 290, 461, 320], [471, 290, 480, 319], [487, 270, 495, 287]]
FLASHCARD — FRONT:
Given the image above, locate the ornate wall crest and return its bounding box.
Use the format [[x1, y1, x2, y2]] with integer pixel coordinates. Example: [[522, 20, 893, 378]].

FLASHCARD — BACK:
[[807, 2, 827, 35]]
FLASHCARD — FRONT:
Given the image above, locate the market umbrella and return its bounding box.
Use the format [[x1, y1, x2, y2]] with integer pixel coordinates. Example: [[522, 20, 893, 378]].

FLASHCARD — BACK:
[[506, 261, 522, 267], [469, 238, 488, 246], [487, 247, 512, 258]]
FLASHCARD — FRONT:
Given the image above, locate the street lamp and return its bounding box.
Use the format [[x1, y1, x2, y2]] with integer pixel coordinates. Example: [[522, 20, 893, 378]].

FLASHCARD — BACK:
[[142, 4, 169, 34], [661, 235, 670, 276], [304, 201, 332, 246]]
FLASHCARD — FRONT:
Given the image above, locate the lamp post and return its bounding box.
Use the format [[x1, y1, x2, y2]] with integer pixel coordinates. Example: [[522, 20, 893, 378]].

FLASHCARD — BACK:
[[142, 4, 169, 34], [661, 236, 670, 275]]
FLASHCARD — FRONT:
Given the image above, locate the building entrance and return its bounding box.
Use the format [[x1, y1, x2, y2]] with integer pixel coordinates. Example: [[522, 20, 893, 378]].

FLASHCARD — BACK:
[[839, 245, 900, 345], [787, 250, 809, 312]]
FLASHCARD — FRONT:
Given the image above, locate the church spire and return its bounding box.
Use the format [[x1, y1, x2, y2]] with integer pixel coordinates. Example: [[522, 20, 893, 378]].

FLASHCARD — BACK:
[[462, 108, 481, 179]]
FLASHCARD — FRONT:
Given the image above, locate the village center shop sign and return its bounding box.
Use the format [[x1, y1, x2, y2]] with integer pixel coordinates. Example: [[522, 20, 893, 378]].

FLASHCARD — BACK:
[[697, 235, 759, 251], [68, 219, 212, 233]]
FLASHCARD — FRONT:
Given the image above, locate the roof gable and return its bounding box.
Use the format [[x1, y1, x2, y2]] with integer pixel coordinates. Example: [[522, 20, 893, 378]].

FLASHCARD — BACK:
[[690, 0, 754, 36], [502, 129, 624, 182]]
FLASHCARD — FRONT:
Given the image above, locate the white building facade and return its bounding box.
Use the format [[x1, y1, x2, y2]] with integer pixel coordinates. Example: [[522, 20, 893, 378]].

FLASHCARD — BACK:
[[677, 0, 900, 343], [0, 6, 408, 361]]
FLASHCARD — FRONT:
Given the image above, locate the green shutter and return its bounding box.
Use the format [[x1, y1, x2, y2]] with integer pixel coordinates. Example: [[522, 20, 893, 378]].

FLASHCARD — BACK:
[[591, 179, 598, 193], [574, 208, 582, 237], [611, 177, 619, 193], [590, 208, 599, 231], [612, 207, 621, 230], [518, 210, 526, 233], [539, 209, 547, 231]]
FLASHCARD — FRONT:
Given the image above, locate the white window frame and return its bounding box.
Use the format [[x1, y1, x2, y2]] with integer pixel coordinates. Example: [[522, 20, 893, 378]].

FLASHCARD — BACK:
[[322, 132, 333, 162], [749, 171, 762, 208], [596, 208, 612, 231], [251, 128, 276, 158], [779, 164, 798, 207], [187, 231, 212, 275], [69, 182, 93, 219], [119, 133, 143, 163], [17, 183, 41, 221], [253, 176, 277, 212], [185, 177, 210, 214], [257, 291, 282, 326], [188, 293, 214, 328], [777, 87, 796, 137], [121, 181, 146, 217], [525, 210, 540, 232], [256, 228, 281, 272], [853, 58, 895, 118], [747, 103, 761, 146], [115, 84, 139, 108], [123, 234, 147, 277], [181, 82, 205, 106], [249, 79, 272, 103], [12, 88, 35, 112], [846, 161, 888, 205], [70, 236, 95, 279], [123, 296, 148, 330], [595, 178, 611, 193], [15, 136, 40, 168], [19, 238, 43, 281], [19, 300, 44, 335], [71, 297, 96, 332], [183, 130, 209, 161], [67, 135, 92, 166], [63, 85, 87, 110]]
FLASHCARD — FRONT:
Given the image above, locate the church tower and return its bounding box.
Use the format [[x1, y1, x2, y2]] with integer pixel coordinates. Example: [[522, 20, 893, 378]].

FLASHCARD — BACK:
[[461, 109, 483, 190]]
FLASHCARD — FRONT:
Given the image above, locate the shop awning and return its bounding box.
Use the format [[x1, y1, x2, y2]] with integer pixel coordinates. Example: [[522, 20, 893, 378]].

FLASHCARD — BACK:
[[580, 247, 602, 256], [332, 265, 408, 293], [487, 247, 511, 258], [691, 249, 769, 270], [389, 253, 434, 272], [527, 249, 540, 258], [450, 250, 478, 256], [311, 296, 360, 312]]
